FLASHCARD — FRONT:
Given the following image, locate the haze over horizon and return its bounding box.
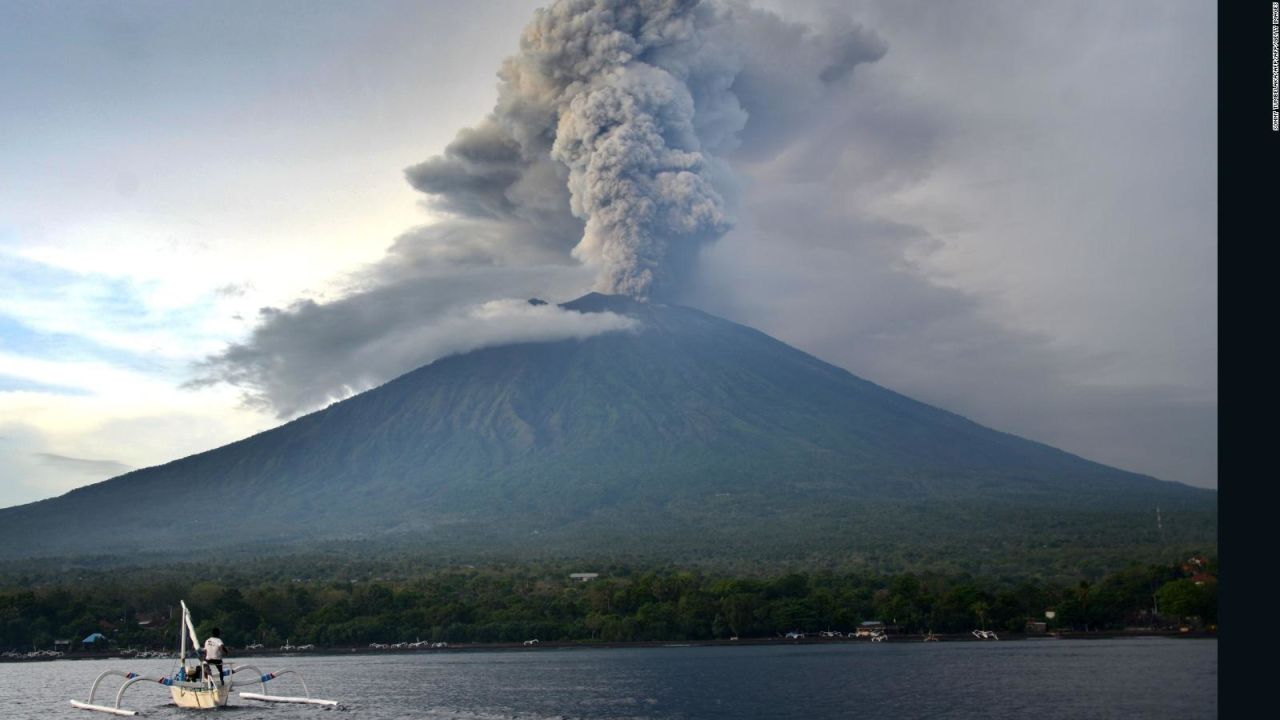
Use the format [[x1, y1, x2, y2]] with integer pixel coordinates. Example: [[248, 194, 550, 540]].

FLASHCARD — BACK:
[[0, 0, 1217, 508]]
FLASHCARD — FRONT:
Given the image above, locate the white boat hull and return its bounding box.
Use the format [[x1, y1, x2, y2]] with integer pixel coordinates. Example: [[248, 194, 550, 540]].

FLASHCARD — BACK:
[[170, 683, 229, 709]]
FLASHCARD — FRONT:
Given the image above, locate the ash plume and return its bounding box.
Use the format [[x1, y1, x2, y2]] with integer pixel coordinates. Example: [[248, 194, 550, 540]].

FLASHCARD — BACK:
[[407, 0, 885, 299], [195, 0, 887, 416]]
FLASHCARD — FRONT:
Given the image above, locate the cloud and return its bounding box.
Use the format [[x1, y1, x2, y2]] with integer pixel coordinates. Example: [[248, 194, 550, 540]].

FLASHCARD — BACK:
[[0, 248, 244, 366], [33, 452, 132, 477], [191, 293, 637, 418], [685, 0, 1217, 487], [0, 376, 274, 508]]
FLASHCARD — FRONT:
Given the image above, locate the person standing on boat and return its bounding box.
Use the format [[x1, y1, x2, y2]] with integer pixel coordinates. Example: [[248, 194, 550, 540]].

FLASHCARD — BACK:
[[203, 628, 228, 685]]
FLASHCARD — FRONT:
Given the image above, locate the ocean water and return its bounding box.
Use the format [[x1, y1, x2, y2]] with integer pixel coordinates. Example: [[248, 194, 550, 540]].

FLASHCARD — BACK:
[[5, 638, 1216, 719]]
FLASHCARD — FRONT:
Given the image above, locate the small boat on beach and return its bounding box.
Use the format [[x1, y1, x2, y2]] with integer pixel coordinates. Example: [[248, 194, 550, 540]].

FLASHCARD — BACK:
[[70, 600, 338, 715]]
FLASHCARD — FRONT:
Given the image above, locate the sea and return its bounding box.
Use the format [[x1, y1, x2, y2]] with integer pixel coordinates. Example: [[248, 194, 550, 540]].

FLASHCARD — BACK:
[[3, 638, 1216, 719]]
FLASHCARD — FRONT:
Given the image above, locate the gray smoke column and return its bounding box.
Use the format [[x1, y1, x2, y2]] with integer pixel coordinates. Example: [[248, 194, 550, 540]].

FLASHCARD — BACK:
[[412, 0, 740, 299], [407, 0, 886, 299], [193, 0, 887, 416], [555, 62, 728, 297]]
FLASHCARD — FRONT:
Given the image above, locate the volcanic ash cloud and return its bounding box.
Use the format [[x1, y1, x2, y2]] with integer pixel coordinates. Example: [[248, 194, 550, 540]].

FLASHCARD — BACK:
[[408, 0, 883, 300], [196, 0, 887, 415]]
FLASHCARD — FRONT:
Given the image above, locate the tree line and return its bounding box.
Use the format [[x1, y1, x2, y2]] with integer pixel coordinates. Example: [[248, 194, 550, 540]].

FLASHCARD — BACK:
[[0, 558, 1217, 651]]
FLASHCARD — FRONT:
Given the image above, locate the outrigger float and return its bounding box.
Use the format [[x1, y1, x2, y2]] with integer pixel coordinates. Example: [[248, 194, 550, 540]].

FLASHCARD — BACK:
[[70, 600, 338, 715]]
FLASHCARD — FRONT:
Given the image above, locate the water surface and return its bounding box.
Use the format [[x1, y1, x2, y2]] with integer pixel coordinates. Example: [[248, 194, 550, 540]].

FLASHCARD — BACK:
[[6, 638, 1216, 719]]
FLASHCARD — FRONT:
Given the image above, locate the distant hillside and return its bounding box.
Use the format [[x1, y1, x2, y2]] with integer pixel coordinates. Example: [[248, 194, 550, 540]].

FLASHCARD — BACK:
[[0, 293, 1215, 573]]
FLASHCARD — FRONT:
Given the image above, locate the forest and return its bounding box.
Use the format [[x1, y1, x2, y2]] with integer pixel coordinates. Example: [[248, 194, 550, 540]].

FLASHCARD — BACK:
[[0, 554, 1217, 651]]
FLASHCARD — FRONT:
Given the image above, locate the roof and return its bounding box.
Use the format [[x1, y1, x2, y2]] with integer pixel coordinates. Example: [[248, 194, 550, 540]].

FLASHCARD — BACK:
[[83, 632, 107, 643]]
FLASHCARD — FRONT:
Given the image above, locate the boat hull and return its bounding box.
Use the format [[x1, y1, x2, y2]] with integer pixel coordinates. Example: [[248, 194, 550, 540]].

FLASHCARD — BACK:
[[170, 684, 229, 709]]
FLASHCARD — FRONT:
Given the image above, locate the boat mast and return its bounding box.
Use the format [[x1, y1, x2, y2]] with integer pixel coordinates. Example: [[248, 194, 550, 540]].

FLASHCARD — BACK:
[[179, 601, 200, 661]]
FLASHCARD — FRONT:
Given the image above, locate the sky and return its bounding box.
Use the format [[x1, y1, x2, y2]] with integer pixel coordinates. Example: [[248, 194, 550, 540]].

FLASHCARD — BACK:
[[0, 0, 1216, 508]]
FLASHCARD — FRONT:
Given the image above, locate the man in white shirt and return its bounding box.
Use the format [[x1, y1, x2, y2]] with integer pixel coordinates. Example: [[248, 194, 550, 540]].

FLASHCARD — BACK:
[[203, 628, 227, 685]]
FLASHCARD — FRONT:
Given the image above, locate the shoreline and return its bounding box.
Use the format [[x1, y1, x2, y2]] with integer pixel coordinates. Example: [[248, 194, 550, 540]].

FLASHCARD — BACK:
[[1, 629, 1217, 663]]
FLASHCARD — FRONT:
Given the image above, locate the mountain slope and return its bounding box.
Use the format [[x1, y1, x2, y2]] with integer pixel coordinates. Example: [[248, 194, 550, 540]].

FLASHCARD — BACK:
[[0, 294, 1215, 568]]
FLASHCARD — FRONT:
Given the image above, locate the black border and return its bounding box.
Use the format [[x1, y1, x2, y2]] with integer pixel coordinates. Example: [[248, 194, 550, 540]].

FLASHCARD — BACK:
[[1219, 0, 1275, 715]]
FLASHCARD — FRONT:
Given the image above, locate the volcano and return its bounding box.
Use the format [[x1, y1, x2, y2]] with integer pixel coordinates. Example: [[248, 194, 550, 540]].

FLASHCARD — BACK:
[[0, 294, 1215, 570]]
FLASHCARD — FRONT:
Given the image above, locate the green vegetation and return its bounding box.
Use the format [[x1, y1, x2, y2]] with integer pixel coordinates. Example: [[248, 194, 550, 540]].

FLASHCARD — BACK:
[[0, 555, 1217, 652]]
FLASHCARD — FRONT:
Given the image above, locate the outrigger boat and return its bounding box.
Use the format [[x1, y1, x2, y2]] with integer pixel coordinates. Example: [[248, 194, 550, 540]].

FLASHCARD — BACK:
[[70, 600, 338, 715]]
